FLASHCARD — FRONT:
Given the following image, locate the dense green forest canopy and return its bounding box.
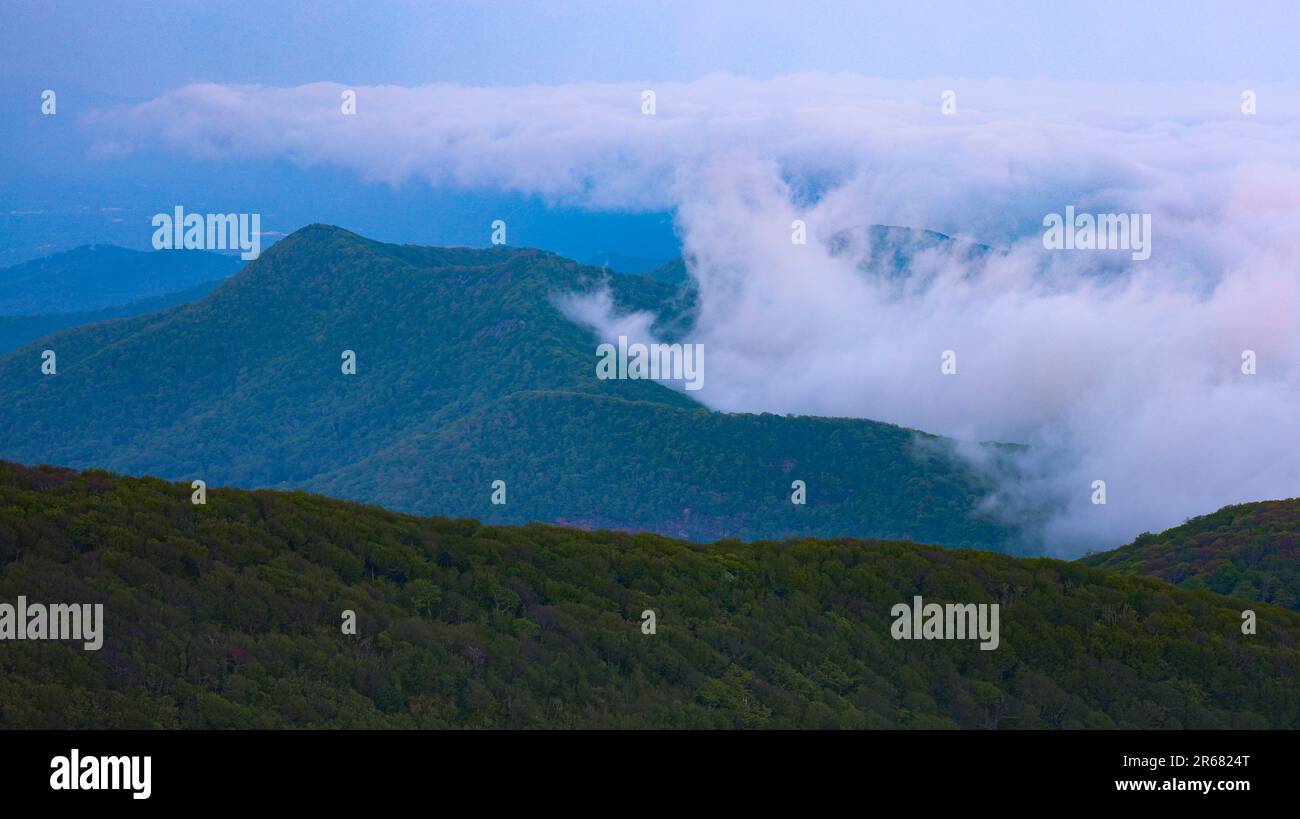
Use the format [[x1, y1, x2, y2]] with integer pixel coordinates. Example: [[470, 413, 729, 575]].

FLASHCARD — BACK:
[[1, 461, 1295, 729], [1082, 498, 1300, 611]]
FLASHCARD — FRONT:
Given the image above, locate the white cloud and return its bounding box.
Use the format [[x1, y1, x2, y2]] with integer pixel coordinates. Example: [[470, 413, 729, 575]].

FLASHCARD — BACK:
[[86, 75, 1300, 554]]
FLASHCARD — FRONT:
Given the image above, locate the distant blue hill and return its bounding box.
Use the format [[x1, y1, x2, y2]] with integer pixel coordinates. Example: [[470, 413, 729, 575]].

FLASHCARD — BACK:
[[585, 251, 673, 276], [0, 280, 225, 355], [0, 244, 241, 315]]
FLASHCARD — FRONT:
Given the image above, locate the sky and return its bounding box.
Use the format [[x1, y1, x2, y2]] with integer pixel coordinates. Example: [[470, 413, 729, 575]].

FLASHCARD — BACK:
[[4, 0, 1299, 92], [3, 0, 1298, 262], [2, 1, 1298, 553]]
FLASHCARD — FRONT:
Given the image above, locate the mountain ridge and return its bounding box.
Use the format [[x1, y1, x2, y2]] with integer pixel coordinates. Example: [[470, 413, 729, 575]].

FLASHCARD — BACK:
[[0, 243, 241, 315], [1082, 497, 1300, 611], [1, 459, 1295, 729], [0, 279, 225, 354], [0, 223, 1022, 550]]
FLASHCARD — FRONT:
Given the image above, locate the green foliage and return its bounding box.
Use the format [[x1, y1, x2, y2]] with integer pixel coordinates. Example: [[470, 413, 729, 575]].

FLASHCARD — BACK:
[[1082, 498, 1300, 611], [1, 461, 1296, 729], [0, 225, 1022, 550]]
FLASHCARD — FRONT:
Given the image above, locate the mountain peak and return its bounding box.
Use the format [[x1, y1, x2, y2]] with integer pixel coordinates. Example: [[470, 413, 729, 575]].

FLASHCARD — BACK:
[[0, 224, 1017, 550]]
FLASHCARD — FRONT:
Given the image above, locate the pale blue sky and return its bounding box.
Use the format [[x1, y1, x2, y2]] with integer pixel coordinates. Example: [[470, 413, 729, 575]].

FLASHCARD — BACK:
[[5, 0, 1298, 96], [2, 0, 1297, 263]]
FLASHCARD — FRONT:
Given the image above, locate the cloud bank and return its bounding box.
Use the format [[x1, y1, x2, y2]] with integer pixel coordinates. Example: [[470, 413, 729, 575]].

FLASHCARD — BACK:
[[86, 75, 1300, 554]]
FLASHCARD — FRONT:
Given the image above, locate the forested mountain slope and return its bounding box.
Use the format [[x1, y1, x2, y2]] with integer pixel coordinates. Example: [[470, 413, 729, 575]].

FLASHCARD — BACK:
[[1082, 499, 1300, 611], [0, 462, 1295, 729], [0, 225, 1020, 549]]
